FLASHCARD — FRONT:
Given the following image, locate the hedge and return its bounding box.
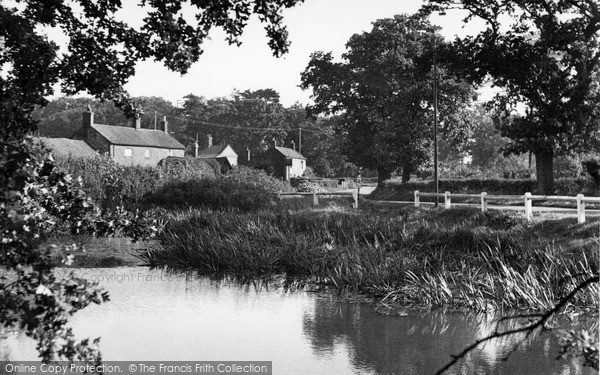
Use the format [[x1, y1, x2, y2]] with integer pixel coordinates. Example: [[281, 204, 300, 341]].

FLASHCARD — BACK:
[[371, 178, 597, 202]]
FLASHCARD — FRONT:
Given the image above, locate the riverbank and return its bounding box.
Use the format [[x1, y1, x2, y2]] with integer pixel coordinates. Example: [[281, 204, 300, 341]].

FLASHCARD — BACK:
[[138, 203, 599, 312]]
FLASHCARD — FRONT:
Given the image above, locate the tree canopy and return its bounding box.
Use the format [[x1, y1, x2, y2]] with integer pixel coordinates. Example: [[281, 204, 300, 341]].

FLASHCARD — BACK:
[[300, 13, 475, 183], [0, 0, 303, 138], [422, 0, 600, 193], [177, 90, 351, 176]]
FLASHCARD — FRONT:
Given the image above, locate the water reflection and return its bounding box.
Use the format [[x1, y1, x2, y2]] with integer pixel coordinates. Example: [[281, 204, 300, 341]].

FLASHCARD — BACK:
[[302, 299, 593, 374], [1, 268, 594, 375]]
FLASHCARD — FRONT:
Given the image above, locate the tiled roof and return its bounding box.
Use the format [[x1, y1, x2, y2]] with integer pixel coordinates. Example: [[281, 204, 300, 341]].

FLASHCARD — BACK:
[[197, 145, 229, 158], [35, 137, 97, 157], [91, 124, 185, 149], [274, 146, 306, 160]]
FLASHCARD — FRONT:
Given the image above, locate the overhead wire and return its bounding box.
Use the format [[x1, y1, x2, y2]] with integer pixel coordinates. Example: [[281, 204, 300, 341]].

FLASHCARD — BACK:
[[142, 112, 335, 135]]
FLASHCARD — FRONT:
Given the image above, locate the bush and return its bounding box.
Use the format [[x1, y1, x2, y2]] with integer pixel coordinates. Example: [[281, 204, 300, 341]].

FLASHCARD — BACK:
[[302, 166, 317, 178], [143, 178, 279, 211], [582, 157, 600, 187], [291, 177, 340, 190], [57, 156, 293, 211], [224, 165, 292, 194], [56, 155, 219, 210], [158, 156, 219, 180], [295, 180, 328, 193]]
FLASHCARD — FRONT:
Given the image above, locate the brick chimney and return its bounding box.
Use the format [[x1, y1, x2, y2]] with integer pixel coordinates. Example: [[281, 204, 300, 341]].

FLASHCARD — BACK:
[[134, 116, 141, 130], [291, 140, 296, 151], [160, 116, 168, 133], [82, 105, 94, 128], [207, 134, 213, 148]]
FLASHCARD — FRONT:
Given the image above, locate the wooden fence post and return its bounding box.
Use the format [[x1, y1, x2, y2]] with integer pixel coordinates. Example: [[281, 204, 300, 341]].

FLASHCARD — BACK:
[[524, 192, 532, 221], [353, 189, 359, 209], [577, 194, 585, 224], [415, 190, 420, 207], [313, 191, 318, 206], [444, 191, 451, 209], [481, 192, 487, 212]]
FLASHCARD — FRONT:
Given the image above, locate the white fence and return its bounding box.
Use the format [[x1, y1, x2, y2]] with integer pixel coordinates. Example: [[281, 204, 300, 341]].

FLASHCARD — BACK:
[[414, 190, 600, 223], [279, 190, 359, 209]]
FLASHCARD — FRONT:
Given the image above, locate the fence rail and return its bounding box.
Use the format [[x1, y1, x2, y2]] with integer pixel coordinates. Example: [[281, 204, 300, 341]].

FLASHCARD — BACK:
[[279, 190, 359, 209], [414, 190, 600, 223]]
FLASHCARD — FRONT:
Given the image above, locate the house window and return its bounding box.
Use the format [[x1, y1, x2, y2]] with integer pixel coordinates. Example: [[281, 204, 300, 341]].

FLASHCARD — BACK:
[[145, 149, 151, 158], [301, 160, 305, 168], [124, 148, 132, 157]]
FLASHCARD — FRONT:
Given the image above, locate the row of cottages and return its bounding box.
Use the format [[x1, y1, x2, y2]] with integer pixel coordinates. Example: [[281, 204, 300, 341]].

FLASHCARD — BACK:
[[71, 108, 185, 165], [190, 134, 307, 180], [191, 135, 307, 180], [38, 108, 307, 180]]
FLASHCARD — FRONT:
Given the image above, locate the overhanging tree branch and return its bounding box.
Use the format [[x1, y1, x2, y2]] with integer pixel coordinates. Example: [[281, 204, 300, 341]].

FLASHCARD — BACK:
[[435, 275, 599, 375]]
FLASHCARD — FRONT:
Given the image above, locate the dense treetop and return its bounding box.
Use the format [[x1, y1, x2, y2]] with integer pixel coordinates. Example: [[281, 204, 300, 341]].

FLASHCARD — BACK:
[[301, 13, 476, 183], [422, 0, 600, 193], [0, 0, 304, 137]]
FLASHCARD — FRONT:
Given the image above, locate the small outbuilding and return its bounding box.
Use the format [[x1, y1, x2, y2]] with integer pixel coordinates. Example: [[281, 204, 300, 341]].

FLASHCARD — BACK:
[[259, 146, 307, 181], [194, 134, 238, 172]]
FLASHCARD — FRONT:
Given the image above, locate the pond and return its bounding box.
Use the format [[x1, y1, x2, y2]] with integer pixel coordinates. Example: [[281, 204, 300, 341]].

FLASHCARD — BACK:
[[1, 266, 593, 375]]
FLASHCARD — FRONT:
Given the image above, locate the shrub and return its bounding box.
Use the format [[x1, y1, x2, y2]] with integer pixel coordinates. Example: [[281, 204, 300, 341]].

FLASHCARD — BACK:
[[224, 165, 292, 194], [302, 166, 317, 178], [582, 157, 600, 187], [56, 155, 219, 210], [143, 178, 278, 211], [295, 180, 327, 193], [158, 156, 219, 180]]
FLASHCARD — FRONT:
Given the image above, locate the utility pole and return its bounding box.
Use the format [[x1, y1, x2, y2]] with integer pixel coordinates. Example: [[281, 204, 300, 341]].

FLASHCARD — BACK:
[[154, 111, 157, 130], [433, 36, 439, 207], [299, 128, 302, 154]]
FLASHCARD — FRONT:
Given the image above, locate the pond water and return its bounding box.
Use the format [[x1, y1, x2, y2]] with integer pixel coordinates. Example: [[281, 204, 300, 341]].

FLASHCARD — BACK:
[[0, 267, 594, 375]]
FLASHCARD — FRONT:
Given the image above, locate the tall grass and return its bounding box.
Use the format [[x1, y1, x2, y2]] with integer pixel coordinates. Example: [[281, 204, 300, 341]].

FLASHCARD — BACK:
[[139, 207, 599, 311]]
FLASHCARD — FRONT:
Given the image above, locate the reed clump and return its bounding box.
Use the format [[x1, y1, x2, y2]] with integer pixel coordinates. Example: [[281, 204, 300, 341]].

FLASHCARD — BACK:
[[139, 206, 599, 311]]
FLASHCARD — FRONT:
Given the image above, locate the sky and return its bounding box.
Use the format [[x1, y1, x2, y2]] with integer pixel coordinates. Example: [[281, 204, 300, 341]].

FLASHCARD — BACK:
[[116, 0, 490, 107]]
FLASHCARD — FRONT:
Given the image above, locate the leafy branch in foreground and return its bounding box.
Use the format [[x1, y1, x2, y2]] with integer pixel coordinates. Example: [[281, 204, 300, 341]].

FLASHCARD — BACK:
[[0, 138, 157, 362], [1, 0, 302, 363], [435, 275, 599, 375], [1, 0, 303, 136]]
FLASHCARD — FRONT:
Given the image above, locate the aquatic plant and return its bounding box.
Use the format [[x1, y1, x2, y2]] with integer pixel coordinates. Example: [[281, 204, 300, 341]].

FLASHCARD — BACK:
[[140, 207, 599, 312]]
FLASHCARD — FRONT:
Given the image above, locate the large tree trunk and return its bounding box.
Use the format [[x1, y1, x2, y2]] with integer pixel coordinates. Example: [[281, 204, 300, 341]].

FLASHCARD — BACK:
[[401, 164, 411, 183], [535, 150, 554, 195], [377, 167, 392, 187]]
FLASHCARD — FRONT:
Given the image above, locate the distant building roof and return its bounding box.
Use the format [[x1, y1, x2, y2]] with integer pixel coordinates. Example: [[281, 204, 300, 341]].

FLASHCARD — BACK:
[[273, 146, 306, 160], [90, 123, 185, 149], [35, 137, 97, 158], [196, 145, 230, 159]]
